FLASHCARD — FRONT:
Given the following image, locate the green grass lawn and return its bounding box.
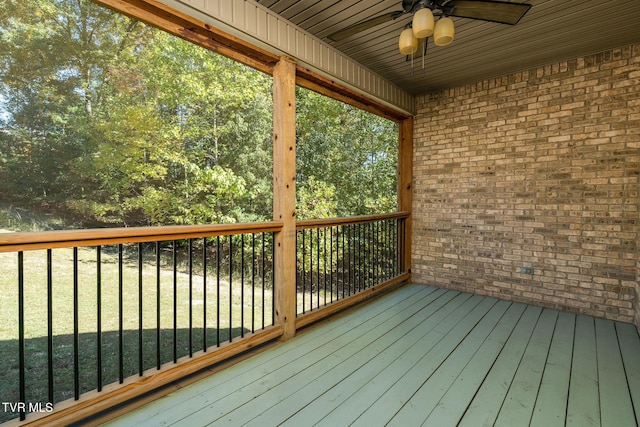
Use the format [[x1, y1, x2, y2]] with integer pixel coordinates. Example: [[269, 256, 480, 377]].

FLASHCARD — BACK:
[[0, 244, 274, 422]]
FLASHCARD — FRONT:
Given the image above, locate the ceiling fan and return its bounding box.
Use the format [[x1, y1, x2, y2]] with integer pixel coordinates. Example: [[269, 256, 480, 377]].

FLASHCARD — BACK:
[[327, 0, 532, 59]]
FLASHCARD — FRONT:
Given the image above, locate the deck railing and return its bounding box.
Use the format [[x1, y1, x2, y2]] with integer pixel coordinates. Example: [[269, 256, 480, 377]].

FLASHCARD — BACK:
[[296, 212, 408, 316], [0, 213, 408, 424]]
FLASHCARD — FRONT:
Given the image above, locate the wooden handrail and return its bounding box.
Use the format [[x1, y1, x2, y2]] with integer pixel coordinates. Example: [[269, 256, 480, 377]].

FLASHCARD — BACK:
[[0, 221, 284, 252], [296, 211, 409, 230], [0, 212, 409, 252]]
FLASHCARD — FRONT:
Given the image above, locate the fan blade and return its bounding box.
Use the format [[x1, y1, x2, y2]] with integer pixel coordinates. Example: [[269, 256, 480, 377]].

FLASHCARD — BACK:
[[327, 11, 401, 42], [448, 0, 532, 25]]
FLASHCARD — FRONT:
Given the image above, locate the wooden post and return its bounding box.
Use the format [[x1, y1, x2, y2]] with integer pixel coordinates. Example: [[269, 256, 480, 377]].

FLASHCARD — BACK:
[[398, 116, 413, 276], [273, 56, 297, 340]]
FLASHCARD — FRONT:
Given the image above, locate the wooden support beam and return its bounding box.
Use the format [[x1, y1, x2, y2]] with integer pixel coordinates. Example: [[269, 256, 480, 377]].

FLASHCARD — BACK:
[[399, 116, 413, 276], [273, 56, 298, 341], [295, 65, 409, 123]]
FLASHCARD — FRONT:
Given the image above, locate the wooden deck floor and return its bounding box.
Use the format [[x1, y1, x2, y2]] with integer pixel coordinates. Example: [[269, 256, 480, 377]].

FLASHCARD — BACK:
[[104, 284, 640, 426]]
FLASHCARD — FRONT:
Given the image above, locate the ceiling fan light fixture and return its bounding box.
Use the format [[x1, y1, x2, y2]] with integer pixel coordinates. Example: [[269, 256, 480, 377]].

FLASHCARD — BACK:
[[433, 17, 455, 46], [398, 27, 418, 54], [412, 7, 434, 38]]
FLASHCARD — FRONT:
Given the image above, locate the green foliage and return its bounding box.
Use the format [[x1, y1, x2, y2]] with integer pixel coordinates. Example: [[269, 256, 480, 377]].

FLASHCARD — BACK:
[[0, 0, 397, 230], [296, 88, 398, 219]]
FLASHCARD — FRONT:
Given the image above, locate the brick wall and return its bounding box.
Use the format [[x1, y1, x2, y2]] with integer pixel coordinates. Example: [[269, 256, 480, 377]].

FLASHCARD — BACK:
[[412, 44, 640, 323]]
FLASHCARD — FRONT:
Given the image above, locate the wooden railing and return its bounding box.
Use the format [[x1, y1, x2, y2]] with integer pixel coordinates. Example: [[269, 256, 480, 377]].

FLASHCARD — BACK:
[[295, 212, 410, 328], [0, 214, 409, 425]]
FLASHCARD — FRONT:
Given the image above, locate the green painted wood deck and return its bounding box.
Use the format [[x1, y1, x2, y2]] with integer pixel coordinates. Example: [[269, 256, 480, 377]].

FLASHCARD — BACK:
[[104, 284, 640, 426]]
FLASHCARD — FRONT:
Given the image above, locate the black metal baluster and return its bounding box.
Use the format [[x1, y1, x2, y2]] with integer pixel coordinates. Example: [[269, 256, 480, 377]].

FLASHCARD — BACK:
[[138, 243, 143, 375], [377, 221, 381, 285], [341, 225, 345, 299], [229, 235, 233, 343], [189, 239, 193, 358], [373, 221, 377, 286], [251, 234, 256, 333], [373, 221, 377, 287], [353, 224, 358, 294], [400, 219, 405, 273], [309, 228, 313, 311], [382, 220, 387, 281], [364, 222, 368, 288], [156, 242, 161, 370], [172, 240, 177, 363], [261, 233, 266, 328], [380, 220, 384, 281], [387, 220, 392, 280], [47, 249, 54, 400], [366, 222, 370, 288], [203, 237, 207, 351], [356, 224, 361, 293], [301, 230, 306, 314], [118, 244, 124, 383], [96, 247, 102, 390], [316, 227, 320, 309], [361, 223, 366, 289], [393, 219, 398, 275], [329, 226, 334, 303], [364, 222, 368, 289], [74, 247, 80, 396], [376, 221, 379, 285], [323, 227, 327, 306], [381, 220, 386, 281], [18, 252, 25, 421], [364, 223, 368, 290], [241, 234, 245, 338], [346, 225, 351, 296], [271, 232, 275, 325], [216, 236, 221, 347]]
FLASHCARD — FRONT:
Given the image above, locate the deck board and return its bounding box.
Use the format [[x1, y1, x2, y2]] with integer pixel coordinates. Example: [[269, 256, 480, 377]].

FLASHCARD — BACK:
[[270, 290, 465, 426], [422, 302, 527, 426], [305, 292, 478, 427], [351, 296, 499, 426], [567, 315, 600, 427], [595, 318, 636, 427], [104, 284, 640, 427], [617, 322, 640, 426], [457, 304, 543, 427], [164, 285, 441, 426], [494, 309, 557, 427], [530, 311, 575, 427]]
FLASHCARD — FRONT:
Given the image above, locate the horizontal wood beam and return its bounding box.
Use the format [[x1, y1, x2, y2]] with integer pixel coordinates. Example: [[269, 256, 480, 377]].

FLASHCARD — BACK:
[[91, 0, 280, 74], [296, 65, 411, 123], [296, 211, 410, 230]]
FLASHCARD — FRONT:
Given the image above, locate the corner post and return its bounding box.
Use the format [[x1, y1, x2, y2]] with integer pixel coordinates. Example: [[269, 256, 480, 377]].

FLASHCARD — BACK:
[[273, 56, 297, 340], [399, 116, 413, 276]]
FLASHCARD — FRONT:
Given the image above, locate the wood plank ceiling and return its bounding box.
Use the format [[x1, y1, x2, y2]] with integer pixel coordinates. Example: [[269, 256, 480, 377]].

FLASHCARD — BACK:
[[255, 0, 640, 96]]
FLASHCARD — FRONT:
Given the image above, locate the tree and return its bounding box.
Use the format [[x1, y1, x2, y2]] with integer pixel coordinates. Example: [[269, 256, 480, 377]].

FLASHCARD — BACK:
[[296, 88, 398, 218], [0, 0, 273, 227], [0, 0, 397, 230]]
